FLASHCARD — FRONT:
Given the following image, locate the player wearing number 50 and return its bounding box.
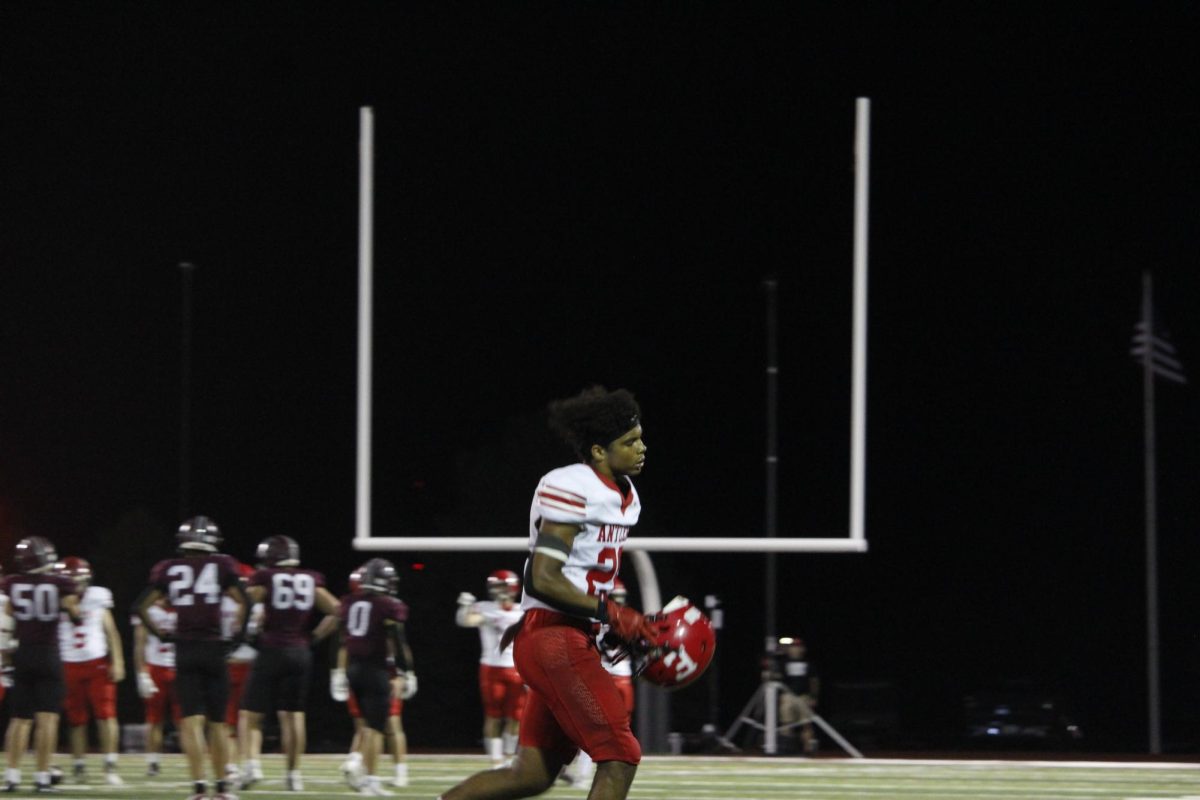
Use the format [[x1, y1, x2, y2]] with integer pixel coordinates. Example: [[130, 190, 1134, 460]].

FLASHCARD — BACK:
[[133, 516, 249, 800], [55, 557, 127, 786], [2, 536, 82, 794], [439, 386, 659, 800], [237, 535, 340, 792]]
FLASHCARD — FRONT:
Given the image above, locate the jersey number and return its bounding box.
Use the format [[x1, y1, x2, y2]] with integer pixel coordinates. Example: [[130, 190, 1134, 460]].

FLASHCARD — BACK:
[[585, 547, 621, 597], [271, 573, 315, 610], [11, 583, 60, 621], [167, 562, 221, 606], [346, 600, 373, 637]]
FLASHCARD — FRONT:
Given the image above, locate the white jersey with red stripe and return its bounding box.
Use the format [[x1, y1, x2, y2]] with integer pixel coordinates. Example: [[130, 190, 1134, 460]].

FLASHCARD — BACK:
[[132, 604, 178, 669], [522, 463, 640, 613], [469, 600, 525, 668], [58, 585, 113, 663], [222, 597, 262, 661]]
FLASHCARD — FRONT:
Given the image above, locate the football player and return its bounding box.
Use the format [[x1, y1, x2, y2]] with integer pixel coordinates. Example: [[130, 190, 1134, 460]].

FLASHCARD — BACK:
[[223, 563, 262, 788], [332, 558, 416, 796], [131, 597, 180, 777], [237, 535, 339, 792], [456, 569, 526, 766], [2, 536, 82, 794], [56, 557, 126, 785], [133, 516, 249, 800], [438, 386, 662, 800]]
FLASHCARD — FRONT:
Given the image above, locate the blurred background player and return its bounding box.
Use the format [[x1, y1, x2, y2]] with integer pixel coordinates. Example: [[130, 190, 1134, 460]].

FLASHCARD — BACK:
[[238, 535, 339, 792], [562, 577, 635, 786], [777, 637, 820, 755], [332, 558, 416, 796], [134, 516, 249, 800], [2, 536, 82, 793], [55, 557, 126, 786], [0, 563, 11, 711], [223, 563, 262, 788], [456, 569, 526, 767], [132, 597, 181, 777]]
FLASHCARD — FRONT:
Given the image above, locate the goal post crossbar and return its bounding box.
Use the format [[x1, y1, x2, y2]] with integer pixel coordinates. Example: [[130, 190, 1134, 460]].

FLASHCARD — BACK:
[[353, 537, 867, 554]]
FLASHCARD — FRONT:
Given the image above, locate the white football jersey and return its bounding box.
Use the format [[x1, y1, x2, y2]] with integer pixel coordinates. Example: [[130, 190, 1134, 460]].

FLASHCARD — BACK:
[[522, 463, 640, 614], [132, 604, 178, 668], [469, 600, 525, 668], [0, 591, 12, 651], [222, 597, 262, 661], [58, 585, 113, 663]]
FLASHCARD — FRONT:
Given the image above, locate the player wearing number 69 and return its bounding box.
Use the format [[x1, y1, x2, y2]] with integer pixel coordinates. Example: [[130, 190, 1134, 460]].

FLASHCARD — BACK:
[[236, 535, 339, 792], [2, 536, 83, 794], [133, 516, 249, 800]]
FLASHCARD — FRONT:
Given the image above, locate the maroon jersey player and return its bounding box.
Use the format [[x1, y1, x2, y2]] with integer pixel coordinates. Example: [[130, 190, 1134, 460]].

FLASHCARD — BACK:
[[334, 558, 415, 796], [134, 516, 248, 800], [2, 536, 82, 794], [236, 535, 339, 792]]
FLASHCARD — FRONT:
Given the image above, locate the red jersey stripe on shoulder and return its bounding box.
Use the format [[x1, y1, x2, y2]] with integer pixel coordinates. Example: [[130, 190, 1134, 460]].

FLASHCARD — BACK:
[[538, 488, 585, 509], [537, 497, 587, 517], [542, 484, 585, 503]]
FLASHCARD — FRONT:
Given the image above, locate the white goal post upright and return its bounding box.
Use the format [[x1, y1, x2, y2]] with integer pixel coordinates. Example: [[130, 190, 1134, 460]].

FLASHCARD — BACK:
[[356, 106, 375, 545]]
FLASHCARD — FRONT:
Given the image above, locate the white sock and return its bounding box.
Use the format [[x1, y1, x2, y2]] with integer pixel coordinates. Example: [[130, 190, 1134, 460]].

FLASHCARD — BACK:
[[34, 771, 48, 787], [105, 753, 118, 767], [395, 763, 408, 780], [502, 732, 518, 755], [575, 750, 594, 779], [146, 753, 159, 765], [486, 737, 503, 762], [5, 768, 19, 784], [288, 770, 301, 780], [346, 751, 363, 765]]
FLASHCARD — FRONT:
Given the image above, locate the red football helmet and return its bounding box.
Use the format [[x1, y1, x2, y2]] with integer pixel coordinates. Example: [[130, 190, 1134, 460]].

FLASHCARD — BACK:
[[639, 596, 716, 691], [348, 564, 365, 593], [487, 569, 520, 599], [59, 556, 92, 587]]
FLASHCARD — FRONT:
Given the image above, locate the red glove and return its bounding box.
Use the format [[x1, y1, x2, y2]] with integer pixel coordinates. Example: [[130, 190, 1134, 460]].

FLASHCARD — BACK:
[[601, 598, 662, 650]]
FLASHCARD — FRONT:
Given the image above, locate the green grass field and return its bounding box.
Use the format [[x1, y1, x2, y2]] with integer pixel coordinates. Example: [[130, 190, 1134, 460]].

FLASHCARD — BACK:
[[9, 754, 1200, 799]]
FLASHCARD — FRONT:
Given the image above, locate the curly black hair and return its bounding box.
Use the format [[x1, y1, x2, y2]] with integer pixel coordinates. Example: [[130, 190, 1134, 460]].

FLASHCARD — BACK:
[[547, 386, 641, 462]]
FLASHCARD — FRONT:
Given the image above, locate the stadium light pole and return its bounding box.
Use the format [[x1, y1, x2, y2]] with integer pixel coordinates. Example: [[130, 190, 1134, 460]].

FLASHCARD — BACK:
[[178, 260, 195, 519]]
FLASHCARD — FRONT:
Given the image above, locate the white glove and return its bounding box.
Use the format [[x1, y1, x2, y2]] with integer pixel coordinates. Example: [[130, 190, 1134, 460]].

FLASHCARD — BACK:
[[457, 592, 476, 606], [137, 670, 158, 699], [400, 670, 418, 700], [330, 668, 349, 702]]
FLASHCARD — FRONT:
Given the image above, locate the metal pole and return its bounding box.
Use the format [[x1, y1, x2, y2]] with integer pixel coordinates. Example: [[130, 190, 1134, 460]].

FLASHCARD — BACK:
[[763, 276, 778, 754], [356, 107, 375, 543], [1140, 270, 1161, 755], [850, 97, 870, 544], [178, 261, 195, 520]]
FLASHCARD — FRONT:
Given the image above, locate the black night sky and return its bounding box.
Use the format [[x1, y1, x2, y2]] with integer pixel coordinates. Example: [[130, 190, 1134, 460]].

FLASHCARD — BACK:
[[3, 3, 1200, 754]]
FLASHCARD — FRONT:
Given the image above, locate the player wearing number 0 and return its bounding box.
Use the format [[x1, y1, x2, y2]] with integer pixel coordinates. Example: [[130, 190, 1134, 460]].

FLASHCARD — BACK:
[[2, 536, 82, 794], [439, 386, 662, 800], [134, 516, 249, 800], [332, 558, 415, 796], [55, 557, 126, 786], [455, 570, 526, 767], [237, 535, 339, 792]]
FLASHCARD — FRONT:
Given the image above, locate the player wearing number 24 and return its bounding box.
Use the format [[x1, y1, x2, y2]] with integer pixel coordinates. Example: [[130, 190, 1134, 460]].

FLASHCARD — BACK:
[[133, 516, 250, 800]]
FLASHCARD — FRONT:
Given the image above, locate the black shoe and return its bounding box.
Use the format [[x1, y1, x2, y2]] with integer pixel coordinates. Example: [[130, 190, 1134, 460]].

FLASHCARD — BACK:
[[3, 783, 18, 794], [35, 783, 57, 793], [146, 762, 160, 777]]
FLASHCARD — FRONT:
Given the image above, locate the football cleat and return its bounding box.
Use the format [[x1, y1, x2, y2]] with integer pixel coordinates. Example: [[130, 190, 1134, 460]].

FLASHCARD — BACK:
[[177, 516, 222, 553], [637, 596, 716, 690], [256, 535, 300, 567]]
